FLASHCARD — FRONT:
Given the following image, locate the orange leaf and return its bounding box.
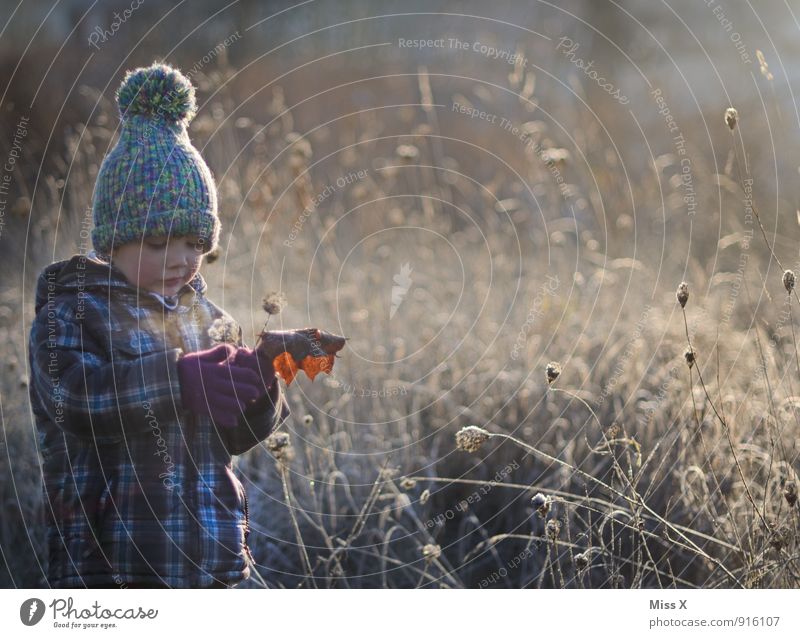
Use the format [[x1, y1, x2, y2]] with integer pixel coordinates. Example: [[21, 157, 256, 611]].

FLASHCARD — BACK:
[[258, 328, 347, 386]]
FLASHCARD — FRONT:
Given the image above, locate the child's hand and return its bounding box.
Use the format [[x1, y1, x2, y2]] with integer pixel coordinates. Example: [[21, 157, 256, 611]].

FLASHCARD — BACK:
[[229, 347, 277, 395], [177, 343, 265, 428]]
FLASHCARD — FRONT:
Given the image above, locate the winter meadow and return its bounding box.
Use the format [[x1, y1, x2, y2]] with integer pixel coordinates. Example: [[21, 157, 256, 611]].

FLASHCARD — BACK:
[[1, 1, 800, 589]]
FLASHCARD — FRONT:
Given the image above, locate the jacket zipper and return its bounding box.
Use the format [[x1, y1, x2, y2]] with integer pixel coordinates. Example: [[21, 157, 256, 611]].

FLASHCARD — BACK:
[[241, 484, 256, 567]]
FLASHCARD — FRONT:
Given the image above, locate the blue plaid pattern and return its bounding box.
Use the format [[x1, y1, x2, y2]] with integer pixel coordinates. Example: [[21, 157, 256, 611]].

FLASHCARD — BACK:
[[28, 253, 290, 587]]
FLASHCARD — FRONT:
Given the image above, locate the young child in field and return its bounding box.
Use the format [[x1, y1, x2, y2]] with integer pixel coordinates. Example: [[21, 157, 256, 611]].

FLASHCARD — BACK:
[[27, 62, 290, 588]]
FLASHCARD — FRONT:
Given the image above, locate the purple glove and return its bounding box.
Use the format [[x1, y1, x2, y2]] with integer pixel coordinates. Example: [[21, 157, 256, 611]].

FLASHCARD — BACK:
[[230, 347, 278, 395], [176, 343, 264, 428]]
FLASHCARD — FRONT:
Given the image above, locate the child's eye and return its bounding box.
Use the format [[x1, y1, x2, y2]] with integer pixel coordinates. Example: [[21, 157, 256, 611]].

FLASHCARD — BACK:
[[187, 240, 203, 251], [147, 241, 167, 249]]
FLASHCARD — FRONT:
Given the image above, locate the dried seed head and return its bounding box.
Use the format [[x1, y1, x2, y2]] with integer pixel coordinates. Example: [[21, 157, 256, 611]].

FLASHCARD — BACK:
[[422, 543, 441, 561], [208, 316, 240, 345], [757, 51, 774, 81], [784, 481, 798, 507], [302, 414, 314, 426], [266, 431, 294, 464], [419, 489, 431, 505], [724, 107, 738, 130], [400, 477, 417, 490], [285, 132, 312, 159], [262, 291, 286, 315], [531, 492, 551, 518], [541, 147, 570, 166], [545, 361, 561, 385], [676, 281, 689, 308], [784, 270, 796, 293], [455, 425, 490, 453], [684, 346, 695, 369], [575, 552, 590, 570], [396, 144, 419, 161], [546, 518, 562, 540]]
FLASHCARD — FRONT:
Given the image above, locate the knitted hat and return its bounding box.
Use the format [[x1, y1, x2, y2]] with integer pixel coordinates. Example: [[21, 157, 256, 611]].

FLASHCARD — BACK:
[[91, 61, 220, 257]]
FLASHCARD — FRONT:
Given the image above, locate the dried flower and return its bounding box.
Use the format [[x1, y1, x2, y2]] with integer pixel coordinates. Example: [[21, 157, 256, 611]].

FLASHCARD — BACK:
[[541, 147, 570, 166], [285, 132, 312, 159], [545, 361, 561, 385], [302, 414, 314, 426], [676, 281, 689, 308], [684, 346, 695, 369], [531, 492, 551, 518], [208, 316, 240, 345], [421, 543, 441, 561], [420, 489, 431, 505], [575, 552, 590, 570], [266, 431, 294, 464], [400, 477, 417, 490], [724, 107, 738, 131], [784, 481, 798, 507], [396, 144, 419, 161], [546, 518, 562, 540], [783, 270, 796, 293], [757, 50, 774, 81], [262, 291, 286, 315], [455, 425, 490, 453]]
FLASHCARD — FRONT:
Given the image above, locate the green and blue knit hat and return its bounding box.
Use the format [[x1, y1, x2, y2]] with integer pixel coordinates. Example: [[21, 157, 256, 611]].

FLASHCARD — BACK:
[[91, 61, 220, 257]]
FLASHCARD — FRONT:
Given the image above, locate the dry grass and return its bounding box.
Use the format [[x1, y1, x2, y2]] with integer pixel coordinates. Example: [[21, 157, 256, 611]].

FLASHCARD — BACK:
[[2, 17, 800, 588]]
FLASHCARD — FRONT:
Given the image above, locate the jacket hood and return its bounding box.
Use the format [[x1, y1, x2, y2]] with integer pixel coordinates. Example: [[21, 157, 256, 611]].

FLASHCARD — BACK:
[[34, 251, 207, 315]]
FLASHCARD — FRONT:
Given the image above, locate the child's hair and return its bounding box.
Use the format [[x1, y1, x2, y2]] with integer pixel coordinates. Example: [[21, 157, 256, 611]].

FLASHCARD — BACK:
[[90, 60, 220, 258]]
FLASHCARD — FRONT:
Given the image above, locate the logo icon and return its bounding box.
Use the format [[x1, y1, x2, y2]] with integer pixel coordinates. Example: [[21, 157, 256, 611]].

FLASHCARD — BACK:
[[390, 262, 413, 319], [20, 598, 45, 626]]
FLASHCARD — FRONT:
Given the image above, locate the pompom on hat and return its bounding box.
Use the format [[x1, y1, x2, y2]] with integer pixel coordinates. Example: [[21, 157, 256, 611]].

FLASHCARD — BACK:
[[90, 61, 220, 257]]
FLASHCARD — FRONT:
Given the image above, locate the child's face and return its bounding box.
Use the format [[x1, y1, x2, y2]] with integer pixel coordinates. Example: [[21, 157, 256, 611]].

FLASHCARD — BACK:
[[111, 233, 206, 296]]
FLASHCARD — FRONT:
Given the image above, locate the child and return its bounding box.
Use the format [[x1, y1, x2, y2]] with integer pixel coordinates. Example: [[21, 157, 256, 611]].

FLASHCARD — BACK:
[[27, 62, 290, 588]]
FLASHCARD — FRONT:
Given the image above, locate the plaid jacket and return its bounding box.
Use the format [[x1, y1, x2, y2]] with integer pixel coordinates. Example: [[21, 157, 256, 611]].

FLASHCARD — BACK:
[[28, 252, 290, 588]]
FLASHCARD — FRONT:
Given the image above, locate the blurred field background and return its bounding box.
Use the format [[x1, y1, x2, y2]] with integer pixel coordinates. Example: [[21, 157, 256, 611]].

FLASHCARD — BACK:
[[2, 0, 800, 588]]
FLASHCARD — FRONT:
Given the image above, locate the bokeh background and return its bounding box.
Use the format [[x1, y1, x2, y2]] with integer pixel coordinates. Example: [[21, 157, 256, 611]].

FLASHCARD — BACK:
[[2, 0, 800, 588]]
